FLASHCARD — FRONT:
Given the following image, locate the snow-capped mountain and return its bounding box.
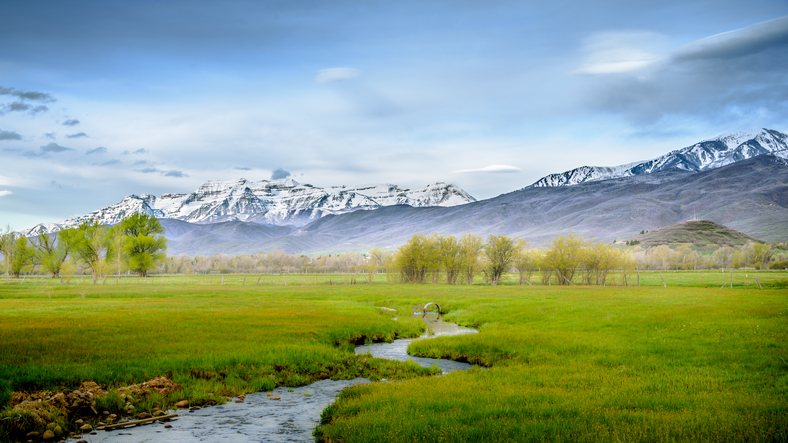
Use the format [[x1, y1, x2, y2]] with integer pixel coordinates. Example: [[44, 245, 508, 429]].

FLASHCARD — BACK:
[[531, 128, 788, 187], [22, 179, 476, 235]]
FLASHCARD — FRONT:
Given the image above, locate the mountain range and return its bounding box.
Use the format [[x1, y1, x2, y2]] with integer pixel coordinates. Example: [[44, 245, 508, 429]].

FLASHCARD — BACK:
[[22, 180, 475, 236], [159, 153, 788, 256], [530, 128, 788, 187], [21, 128, 788, 255]]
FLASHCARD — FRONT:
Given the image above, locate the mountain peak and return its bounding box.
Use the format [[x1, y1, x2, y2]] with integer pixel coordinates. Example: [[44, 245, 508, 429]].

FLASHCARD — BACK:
[[530, 128, 788, 188]]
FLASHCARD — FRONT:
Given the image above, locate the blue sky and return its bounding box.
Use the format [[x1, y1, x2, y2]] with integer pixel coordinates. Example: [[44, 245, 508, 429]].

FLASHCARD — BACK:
[[1, 0, 787, 229]]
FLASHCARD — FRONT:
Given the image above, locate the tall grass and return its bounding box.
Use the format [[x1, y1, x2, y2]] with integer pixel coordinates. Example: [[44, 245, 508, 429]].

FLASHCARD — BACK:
[[1, 274, 787, 442]]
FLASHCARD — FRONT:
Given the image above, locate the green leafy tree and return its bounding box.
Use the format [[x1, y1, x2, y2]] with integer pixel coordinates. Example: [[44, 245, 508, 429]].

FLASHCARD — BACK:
[[72, 219, 112, 283], [395, 233, 430, 284], [0, 226, 17, 281], [483, 234, 519, 286], [107, 225, 128, 277], [10, 236, 36, 278], [543, 234, 586, 285], [121, 213, 168, 277], [31, 231, 72, 278], [514, 240, 537, 285], [459, 233, 483, 285]]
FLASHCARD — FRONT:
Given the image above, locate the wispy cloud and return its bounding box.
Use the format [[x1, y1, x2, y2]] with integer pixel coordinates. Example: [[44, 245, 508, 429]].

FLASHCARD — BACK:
[[66, 132, 88, 138], [0, 190, 12, 197], [0, 86, 55, 116], [98, 159, 121, 166], [135, 167, 187, 178], [40, 142, 71, 153], [0, 86, 55, 103], [62, 119, 80, 126], [123, 148, 148, 155], [86, 146, 107, 155], [315, 67, 359, 83], [452, 165, 522, 173], [580, 15, 788, 124]]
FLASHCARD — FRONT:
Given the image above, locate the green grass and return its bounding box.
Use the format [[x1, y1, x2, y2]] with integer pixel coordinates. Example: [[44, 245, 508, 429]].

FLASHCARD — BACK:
[[1, 273, 787, 442]]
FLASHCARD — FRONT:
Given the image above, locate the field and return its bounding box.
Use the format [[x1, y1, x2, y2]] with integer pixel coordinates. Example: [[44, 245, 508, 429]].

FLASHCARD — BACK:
[[1, 271, 787, 442]]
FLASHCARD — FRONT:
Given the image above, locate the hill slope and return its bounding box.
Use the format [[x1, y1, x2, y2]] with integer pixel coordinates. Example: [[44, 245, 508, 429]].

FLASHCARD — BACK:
[[628, 220, 764, 248]]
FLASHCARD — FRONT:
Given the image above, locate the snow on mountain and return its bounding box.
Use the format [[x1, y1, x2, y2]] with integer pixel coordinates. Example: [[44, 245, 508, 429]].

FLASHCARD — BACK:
[[21, 180, 476, 236], [531, 128, 788, 187]]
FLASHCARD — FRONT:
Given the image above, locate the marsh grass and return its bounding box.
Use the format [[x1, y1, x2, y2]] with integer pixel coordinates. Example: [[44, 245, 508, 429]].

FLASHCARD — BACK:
[[314, 284, 788, 442], [2, 274, 787, 442]]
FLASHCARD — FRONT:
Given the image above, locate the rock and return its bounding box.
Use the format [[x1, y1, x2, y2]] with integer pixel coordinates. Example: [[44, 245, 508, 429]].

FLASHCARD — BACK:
[[138, 412, 151, 419], [234, 399, 243, 403], [175, 400, 189, 408], [80, 424, 93, 432], [43, 429, 56, 440], [53, 425, 63, 437], [153, 401, 161, 408], [102, 410, 110, 416], [270, 396, 281, 401], [75, 419, 84, 426], [154, 410, 165, 417], [164, 424, 172, 428]]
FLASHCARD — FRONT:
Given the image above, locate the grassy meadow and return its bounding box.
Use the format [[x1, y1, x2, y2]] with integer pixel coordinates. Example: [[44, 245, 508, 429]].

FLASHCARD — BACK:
[[1, 272, 787, 441]]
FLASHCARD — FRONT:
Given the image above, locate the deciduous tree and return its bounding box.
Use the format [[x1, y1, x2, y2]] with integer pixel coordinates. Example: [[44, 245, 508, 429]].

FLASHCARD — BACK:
[[121, 213, 168, 277]]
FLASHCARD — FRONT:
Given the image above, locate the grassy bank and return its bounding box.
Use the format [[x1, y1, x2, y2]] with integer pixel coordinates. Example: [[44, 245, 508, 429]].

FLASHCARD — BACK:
[[2, 273, 787, 441]]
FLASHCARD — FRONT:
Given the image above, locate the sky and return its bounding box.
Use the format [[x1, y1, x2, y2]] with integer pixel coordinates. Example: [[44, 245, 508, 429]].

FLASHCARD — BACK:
[[1, 0, 787, 230]]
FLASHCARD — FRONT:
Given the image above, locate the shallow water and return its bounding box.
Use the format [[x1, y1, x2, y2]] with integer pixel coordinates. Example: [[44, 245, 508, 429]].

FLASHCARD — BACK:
[[78, 317, 476, 443], [355, 316, 477, 374]]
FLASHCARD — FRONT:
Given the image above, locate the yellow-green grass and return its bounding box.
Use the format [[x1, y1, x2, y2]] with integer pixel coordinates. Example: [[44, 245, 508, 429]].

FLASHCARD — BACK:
[[0, 284, 435, 419], [5, 269, 787, 289], [313, 285, 788, 442], [2, 274, 787, 442]]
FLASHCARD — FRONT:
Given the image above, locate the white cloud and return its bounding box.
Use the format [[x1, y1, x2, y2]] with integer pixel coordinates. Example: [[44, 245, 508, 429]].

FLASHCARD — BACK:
[[574, 31, 667, 75], [451, 164, 522, 173], [0, 190, 12, 197], [315, 67, 359, 83]]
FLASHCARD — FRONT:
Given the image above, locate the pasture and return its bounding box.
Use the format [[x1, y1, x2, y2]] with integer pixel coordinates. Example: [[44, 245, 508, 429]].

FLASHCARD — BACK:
[[1, 271, 786, 441]]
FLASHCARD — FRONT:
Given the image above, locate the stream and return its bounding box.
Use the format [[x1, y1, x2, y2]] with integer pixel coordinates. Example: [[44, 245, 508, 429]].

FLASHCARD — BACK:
[[76, 316, 477, 443]]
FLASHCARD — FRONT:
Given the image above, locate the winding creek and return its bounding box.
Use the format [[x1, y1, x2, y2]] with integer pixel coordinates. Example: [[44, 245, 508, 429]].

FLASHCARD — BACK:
[[77, 316, 477, 443]]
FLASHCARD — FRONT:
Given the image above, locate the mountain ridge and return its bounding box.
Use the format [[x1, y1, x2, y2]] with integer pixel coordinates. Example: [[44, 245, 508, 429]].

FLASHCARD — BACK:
[[530, 128, 788, 187], [22, 180, 476, 236], [162, 154, 788, 256]]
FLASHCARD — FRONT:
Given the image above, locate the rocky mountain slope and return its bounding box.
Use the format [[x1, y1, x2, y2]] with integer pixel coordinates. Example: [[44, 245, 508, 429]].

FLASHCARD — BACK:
[[163, 154, 788, 256], [22, 180, 475, 236], [531, 128, 788, 187]]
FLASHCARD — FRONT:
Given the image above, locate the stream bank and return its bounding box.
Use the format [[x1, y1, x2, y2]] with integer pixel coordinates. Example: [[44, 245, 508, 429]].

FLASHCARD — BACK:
[[74, 318, 476, 443]]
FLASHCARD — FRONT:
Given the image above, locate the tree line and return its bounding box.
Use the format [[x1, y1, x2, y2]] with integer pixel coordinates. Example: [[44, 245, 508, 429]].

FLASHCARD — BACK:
[[0, 214, 167, 282], [631, 242, 786, 270], [393, 233, 635, 286]]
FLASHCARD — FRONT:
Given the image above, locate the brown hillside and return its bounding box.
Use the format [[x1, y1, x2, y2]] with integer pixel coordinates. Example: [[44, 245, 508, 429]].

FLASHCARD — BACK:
[[630, 220, 764, 248]]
